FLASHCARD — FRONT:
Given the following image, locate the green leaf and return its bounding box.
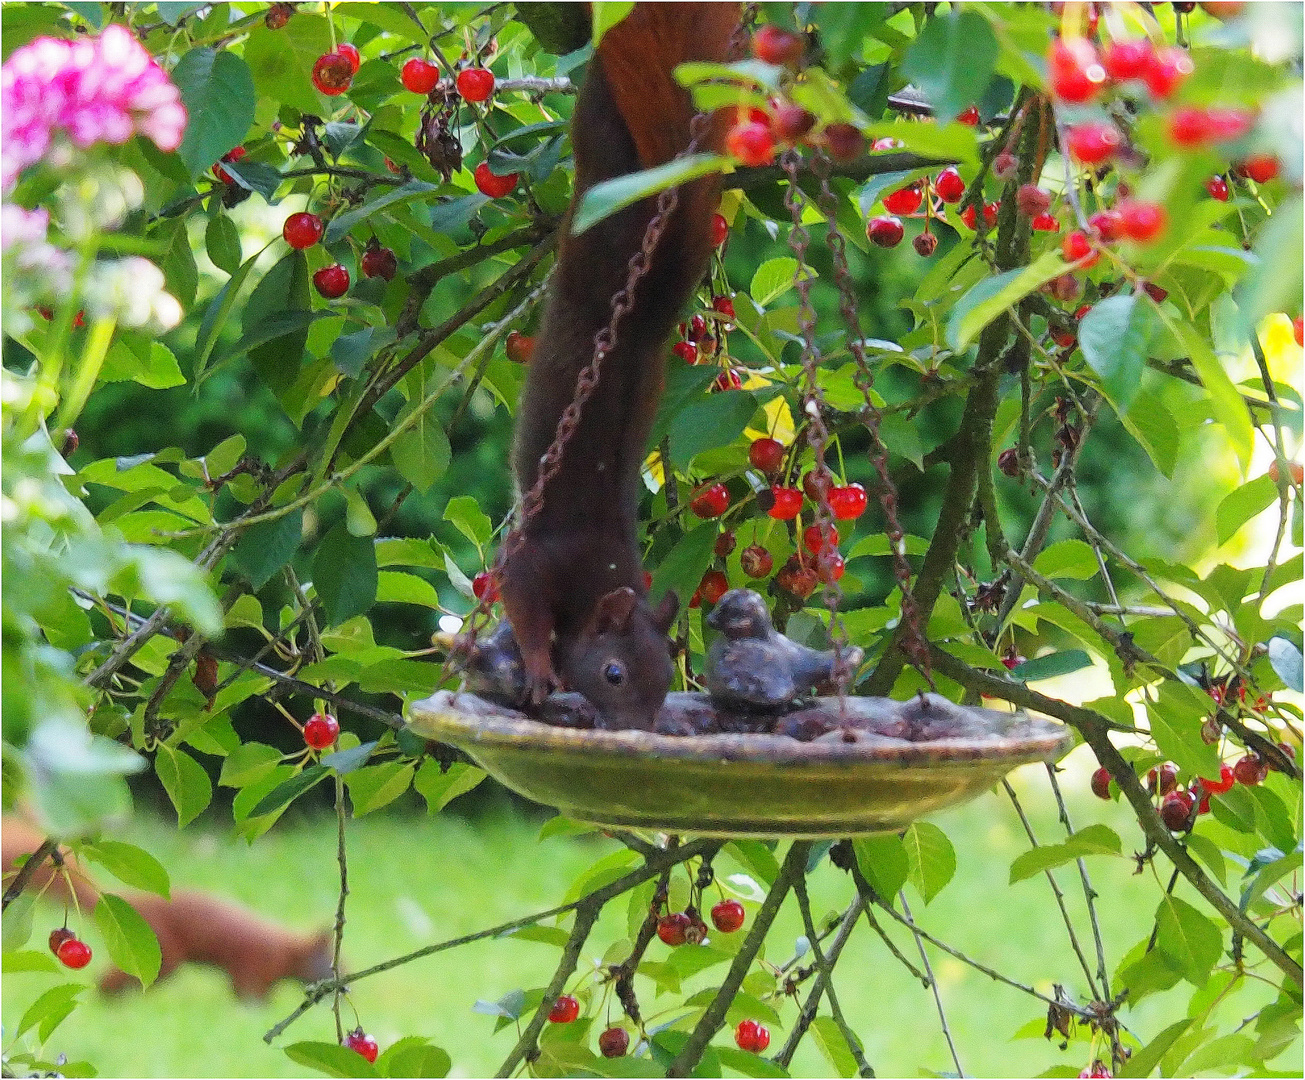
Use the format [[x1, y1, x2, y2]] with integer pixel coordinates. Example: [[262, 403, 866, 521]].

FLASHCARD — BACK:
[[391, 408, 451, 495], [16, 983, 84, 1043], [414, 760, 487, 814], [724, 841, 780, 887], [1120, 1018, 1193, 1078], [1268, 636, 1303, 692], [852, 835, 909, 902], [1148, 684, 1221, 778], [903, 821, 956, 903], [1033, 539, 1099, 580], [345, 762, 414, 816], [712, 1047, 789, 1078], [811, 1015, 859, 1077], [249, 764, 330, 818], [1235, 194, 1303, 337], [313, 525, 378, 627], [946, 252, 1064, 351], [1185, 832, 1227, 887], [1079, 294, 1155, 412], [285, 1041, 378, 1078], [378, 1040, 451, 1079], [1009, 650, 1092, 682], [205, 212, 243, 276], [750, 257, 801, 307], [218, 741, 284, 787], [1164, 315, 1254, 472], [668, 390, 757, 470], [1008, 824, 1122, 883], [901, 10, 998, 129], [1122, 388, 1179, 478], [232, 509, 303, 591], [99, 338, 186, 389], [155, 217, 198, 308], [193, 243, 267, 379], [443, 495, 493, 549], [3, 950, 61, 974], [573, 154, 728, 235], [649, 523, 720, 608], [1215, 475, 1278, 545], [154, 744, 212, 827], [344, 485, 377, 538], [95, 893, 163, 989], [2, 891, 36, 952], [324, 180, 443, 245], [1155, 894, 1223, 985], [172, 48, 255, 180], [81, 840, 170, 898]]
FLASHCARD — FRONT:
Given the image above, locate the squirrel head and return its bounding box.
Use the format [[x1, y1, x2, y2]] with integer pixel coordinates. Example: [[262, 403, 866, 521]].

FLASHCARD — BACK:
[[560, 586, 678, 730]]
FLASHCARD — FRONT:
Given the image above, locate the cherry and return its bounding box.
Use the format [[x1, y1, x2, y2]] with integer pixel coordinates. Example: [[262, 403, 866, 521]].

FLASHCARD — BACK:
[[598, 1027, 630, 1058], [768, 486, 802, 520], [712, 294, 736, 320], [548, 994, 581, 1023], [1016, 185, 1051, 218], [456, 67, 495, 102], [802, 468, 834, 504], [672, 341, 698, 364], [1199, 762, 1236, 795], [1062, 230, 1099, 268], [727, 122, 777, 167], [1079, 1061, 1112, 1079], [1240, 154, 1279, 184], [313, 264, 350, 299], [959, 202, 1000, 230], [401, 57, 440, 94], [1116, 200, 1167, 242], [1205, 107, 1254, 141], [506, 330, 535, 363], [752, 25, 804, 65], [816, 549, 845, 583], [1269, 458, 1304, 484], [1065, 122, 1121, 164], [657, 912, 692, 946], [714, 531, 737, 558], [303, 712, 340, 749], [1143, 282, 1168, 303], [1088, 209, 1123, 243], [282, 211, 324, 250], [684, 915, 710, 945], [1232, 753, 1267, 786], [1031, 213, 1060, 232], [265, 2, 293, 29], [823, 123, 865, 161], [828, 483, 867, 520], [773, 104, 817, 142], [735, 1020, 770, 1053], [1103, 39, 1154, 81], [361, 245, 397, 281], [471, 570, 499, 602], [934, 167, 965, 203], [1168, 106, 1211, 148], [1201, 1, 1246, 18], [57, 937, 92, 969], [997, 448, 1020, 477], [1148, 762, 1179, 796], [344, 1029, 379, 1064], [1044, 273, 1082, 302], [711, 899, 745, 933], [1051, 323, 1077, 349], [955, 106, 980, 126], [883, 183, 922, 215], [49, 927, 76, 954], [740, 544, 773, 578], [714, 369, 743, 392], [1142, 46, 1193, 99], [474, 162, 518, 198], [1090, 766, 1112, 799], [711, 213, 729, 246], [1205, 175, 1229, 201], [776, 558, 818, 600], [690, 483, 730, 519], [1294, 317, 1304, 347], [312, 51, 353, 96], [803, 523, 839, 554], [699, 570, 729, 606], [1001, 649, 1026, 670], [1160, 791, 1195, 832], [213, 145, 246, 184], [866, 215, 904, 247], [748, 438, 784, 474], [993, 151, 1018, 183], [913, 232, 938, 257], [336, 43, 361, 74], [1172, 1, 1197, 10], [686, 314, 709, 342]]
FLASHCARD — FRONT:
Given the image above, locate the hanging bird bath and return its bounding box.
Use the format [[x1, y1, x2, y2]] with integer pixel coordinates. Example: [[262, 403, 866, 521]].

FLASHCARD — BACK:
[[406, 690, 1072, 838]]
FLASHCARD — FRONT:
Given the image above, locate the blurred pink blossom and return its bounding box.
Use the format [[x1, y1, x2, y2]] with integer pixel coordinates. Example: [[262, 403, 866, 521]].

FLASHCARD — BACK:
[[2, 24, 187, 192]]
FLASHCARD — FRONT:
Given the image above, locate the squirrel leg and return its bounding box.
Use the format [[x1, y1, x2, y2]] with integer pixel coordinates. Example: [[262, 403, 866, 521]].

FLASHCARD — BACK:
[[500, 579, 559, 705]]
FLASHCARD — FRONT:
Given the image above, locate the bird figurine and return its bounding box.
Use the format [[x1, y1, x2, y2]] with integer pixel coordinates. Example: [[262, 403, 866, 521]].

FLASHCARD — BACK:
[[704, 589, 864, 711]]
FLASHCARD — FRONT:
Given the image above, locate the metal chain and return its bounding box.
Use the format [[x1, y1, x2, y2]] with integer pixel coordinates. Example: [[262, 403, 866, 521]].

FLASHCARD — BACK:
[[809, 149, 935, 689]]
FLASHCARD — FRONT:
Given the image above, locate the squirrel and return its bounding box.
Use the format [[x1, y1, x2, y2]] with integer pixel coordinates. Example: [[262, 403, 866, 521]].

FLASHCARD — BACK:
[[500, 2, 741, 730]]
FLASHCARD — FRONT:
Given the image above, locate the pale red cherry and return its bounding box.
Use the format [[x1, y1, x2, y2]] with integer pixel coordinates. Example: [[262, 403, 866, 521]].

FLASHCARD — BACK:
[[934, 167, 965, 203], [1142, 46, 1193, 99], [1047, 38, 1106, 103], [1116, 200, 1167, 242], [1103, 39, 1154, 81], [1065, 122, 1121, 165]]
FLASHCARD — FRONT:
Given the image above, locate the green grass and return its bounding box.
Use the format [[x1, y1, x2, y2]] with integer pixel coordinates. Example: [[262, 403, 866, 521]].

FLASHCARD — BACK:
[[3, 748, 1297, 1077]]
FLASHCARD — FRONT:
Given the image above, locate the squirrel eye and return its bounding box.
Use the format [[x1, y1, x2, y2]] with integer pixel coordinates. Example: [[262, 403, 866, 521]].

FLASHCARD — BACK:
[[603, 662, 626, 686]]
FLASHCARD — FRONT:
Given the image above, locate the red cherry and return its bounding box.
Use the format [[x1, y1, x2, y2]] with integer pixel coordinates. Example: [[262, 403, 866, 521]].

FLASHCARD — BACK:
[[598, 1027, 630, 1058], [1168, 106, 1211, 147], [313, 264, 350, 299], [1160, 791, 1195, 832], [776, 558, 818, 600], [1062, 230, 1099, 268], [710, 213, 729, 246], [1240, 154, 1279, 184], [548, 994, 581, 1023], [715, 531, 737, 557], [735, 1020, 771, 1053], [727, 121, 777, 167], [1048, 37, 1105, 103], [768, 486, 802, 520], [866, 215, 904, 247], [49, 927, 76, 954], [934, 167, 965, 203], [699, 570, 729, 606], [657, 912, 692, 946], [749, 438, 785, 473], [1103, 38, 1154, 81], [816, 550, 845, 583], [1232, 753, 1267, 786], [713, 370, 743, 392], [474, 162, 518, 198], [1116, 200, 1167, 242], [1294, 316, 1303, 347], [1088, 209, 1123, 242], [303, 712, 340, 749], [803, 523, 839, 554], [913, 231, 938, 257], [993, 151, 1018, 183], [1080, 1060, 1113, 1079], [1090, 766, 1112, 799], [1205, 107, 1254, 141], [828, 483, 867, 520], [688, 588, 702, 609], [686, 314, 708, 342], [1051, 324, 1077, 349], [505, 330, 535, 363], [282, 211, 324, 250], [456, 67, 495, 102], [740, 544, 773, 578], [955, 106, 980, 126], [1148, 762, 1179, 796], [1199, 762, 1236, 795], [336, 43, 361, 74], [56, 938, 92, 969], [997, 448, 1020, 477], [1065, 122, 1121, 165], [1016, 185, 1051, 218], [1143, 46, 1193, 99], [823, 123, 865, 161], [672, 341, 698, 363], [213, 145, 246, 184], [344, 1030, 379, 1064], [1044, 273, 1082, 302], [883, 184, 923, 215], [1031, 213, 1060, 232], [312, 52, 353, 96], [690, 483, 730, 519], [361, 245, 397, 280], [1205, 175, 1229, 201], [752, 25, 804, 65], [711, 899, 746, 933], [712, 294, 736, 320], [401, 57, 440, 94], [773, 104, 817, 142], [471, 570, 499, 602]]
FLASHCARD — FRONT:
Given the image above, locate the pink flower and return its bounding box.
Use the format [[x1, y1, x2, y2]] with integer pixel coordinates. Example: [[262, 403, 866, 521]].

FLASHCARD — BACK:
[[1, 24, 186, 192]]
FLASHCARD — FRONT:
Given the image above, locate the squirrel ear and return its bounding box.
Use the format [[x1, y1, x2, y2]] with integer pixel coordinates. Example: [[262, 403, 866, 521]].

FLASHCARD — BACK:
[[586, 586, 639, 635], [651, 590, 679, 634]]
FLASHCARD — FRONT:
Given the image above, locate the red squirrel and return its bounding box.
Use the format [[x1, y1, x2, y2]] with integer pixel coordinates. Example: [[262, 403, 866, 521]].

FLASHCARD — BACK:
[[2, 819, 332, 1000], [501, 2, 740, 729]]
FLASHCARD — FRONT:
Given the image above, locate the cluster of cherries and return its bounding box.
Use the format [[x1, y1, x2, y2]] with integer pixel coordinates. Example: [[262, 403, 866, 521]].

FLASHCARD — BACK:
[[672, 295, 740, 389], [278, 210, 398, 300], [49, 926, 92, 969], [543, 994, 629, 1058]]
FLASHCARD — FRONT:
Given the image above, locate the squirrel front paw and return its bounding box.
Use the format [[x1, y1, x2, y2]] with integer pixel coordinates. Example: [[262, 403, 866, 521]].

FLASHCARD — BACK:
[[522, 655, 559, 706]]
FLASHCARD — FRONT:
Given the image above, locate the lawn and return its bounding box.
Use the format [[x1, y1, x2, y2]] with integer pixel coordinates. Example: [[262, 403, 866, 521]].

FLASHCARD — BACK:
[[3, 745, 1295, 1077]]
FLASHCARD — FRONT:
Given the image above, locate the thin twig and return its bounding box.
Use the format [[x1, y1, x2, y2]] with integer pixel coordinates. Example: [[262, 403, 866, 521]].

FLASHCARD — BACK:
[[900, 893, 964, 1078], [1, 840, 58, 912]]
